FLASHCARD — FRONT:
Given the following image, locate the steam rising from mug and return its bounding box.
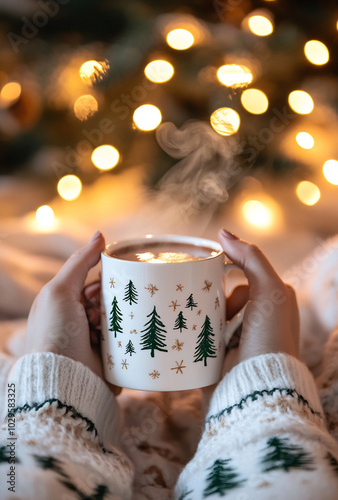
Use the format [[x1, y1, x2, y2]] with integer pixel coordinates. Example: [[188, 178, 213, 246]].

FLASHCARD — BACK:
[[155, 120, 243, 215]]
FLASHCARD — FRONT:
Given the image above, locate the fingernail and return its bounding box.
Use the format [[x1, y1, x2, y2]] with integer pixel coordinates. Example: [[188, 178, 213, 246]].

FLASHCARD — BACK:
[[221, 228, 239, 240], [90, 230, 101, 242]]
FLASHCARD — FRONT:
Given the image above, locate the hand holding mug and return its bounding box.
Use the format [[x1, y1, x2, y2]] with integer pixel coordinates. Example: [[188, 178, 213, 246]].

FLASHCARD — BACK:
[[219, 229, 299, 375], [24, 231, 121, 394]]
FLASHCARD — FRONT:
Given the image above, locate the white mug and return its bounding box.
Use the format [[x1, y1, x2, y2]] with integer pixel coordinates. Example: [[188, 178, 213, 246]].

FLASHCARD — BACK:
[[101, 235, 245, 391]]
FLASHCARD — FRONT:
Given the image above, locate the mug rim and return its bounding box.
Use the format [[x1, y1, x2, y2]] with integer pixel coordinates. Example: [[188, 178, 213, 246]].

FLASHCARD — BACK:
[[102, 234, 223, 264]]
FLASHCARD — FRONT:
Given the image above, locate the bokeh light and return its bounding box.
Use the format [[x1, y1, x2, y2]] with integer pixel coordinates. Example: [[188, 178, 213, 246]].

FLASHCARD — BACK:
[[323, 159, 338, 185], [242, 200, 273, 228], [210, 107, 240, 136], [144, 60, 174, 83], [288, 90, 314, 114], [133, 104, 162, 131], [241, 88, 269, 114], [304, 40, 329, 65], [57, 175, 82, 201], [36, 205, 54, 228], [296, 132, 314, 149], [91, 145, 120, 170], [0, 82, 21, 107], [79, 60, 109, 85], [248, 15, 274, 36], [217, 64, 252, 88], [296, 181, 321, 205], [73, 95, 98, 121], [166, 29, 194, 50]]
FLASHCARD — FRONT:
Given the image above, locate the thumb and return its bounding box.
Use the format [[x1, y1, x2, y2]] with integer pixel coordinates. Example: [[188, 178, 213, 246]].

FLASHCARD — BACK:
[[53, 231, 105, 293]]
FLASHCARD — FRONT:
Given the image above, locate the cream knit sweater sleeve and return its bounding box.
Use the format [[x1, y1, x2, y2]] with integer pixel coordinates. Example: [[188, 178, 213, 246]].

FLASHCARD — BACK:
[[175, 353, 338, 500], [0, 352, 134, 500]]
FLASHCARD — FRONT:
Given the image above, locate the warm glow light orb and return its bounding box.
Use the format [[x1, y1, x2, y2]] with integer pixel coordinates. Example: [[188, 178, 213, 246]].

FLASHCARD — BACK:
[[288, 90, 314, 114], [0, 82, 21, 107], [241, 88, 269, 114], [216, 64, 253, 88], [304, 40, 329, 65], [80, 60, 102, 78], [166, 29, 194, 50], [73, 95, 98, 121], [36, 205, 54, 228], [133, 104, 162, 131], [296, 181, 321, 206], [210, 107, 240, 136], [248, 15, 274, 36], [91, 145, 120, 170], [242, 200, 273, 228], [79, 60, 109, 84], [296, 132, 314, 149], [323, 159, 338, 185], [57, 175, 82, 201], [144, 60, 174, 83]]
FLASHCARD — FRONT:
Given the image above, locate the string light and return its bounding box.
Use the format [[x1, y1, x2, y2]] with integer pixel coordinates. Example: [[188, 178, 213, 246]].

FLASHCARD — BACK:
[[73, 95, 98, 121], [241, 88, 268, 114], [210, 107, 240, 136], [216, 64, 252, 88], [57, 175, 82, 201], [79, 60, 109, 85], [247, 14, 274, 36], [166, 29, 194, 50], [144, 60, 174, 83], [91, 145, 120, 170], [304, 40, 329, 65], [295, 132, 314, 149], [296, 181, 321, 206], [0, 82, 21, 107], [36, 205, 54, 228], [133, 104, 162, 131], [288, 90, 314, 114], [242, 200, 273, 228], [323, 159, 338, 185]]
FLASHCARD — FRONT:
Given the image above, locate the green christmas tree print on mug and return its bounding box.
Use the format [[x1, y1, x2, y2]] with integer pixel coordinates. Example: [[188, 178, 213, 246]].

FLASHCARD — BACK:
[[123, 280, 138, 305], [185, 293, 198, 311], [109, 297, 123, 338], [140, 306, 168, 358], [173, 311, 188, 333], [125, 340, 136, 356], [193, 315, 217, 367]]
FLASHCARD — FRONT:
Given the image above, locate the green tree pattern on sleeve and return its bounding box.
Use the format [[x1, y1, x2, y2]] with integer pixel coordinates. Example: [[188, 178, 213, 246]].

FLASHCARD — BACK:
[[185, 293, 198, 310], [203, 458, 244, 497], [123, 280, 138, 305], [125, 339, 136, 356], [140, 306, 168, 357], [109, 296, 123, 338], [0, 445, 20, 463], [261, 437, 315, 473], [326, 452, 338, 477], [33, 455, 109, 499], [173, 311, 188, 333], [193, 315, 217, 367], [178, 490, 193, 500]]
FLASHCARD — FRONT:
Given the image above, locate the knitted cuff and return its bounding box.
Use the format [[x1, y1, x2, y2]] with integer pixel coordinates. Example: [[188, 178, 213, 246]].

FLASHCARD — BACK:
[[206, 353, 323, 423], [5, 352, 119, 446]]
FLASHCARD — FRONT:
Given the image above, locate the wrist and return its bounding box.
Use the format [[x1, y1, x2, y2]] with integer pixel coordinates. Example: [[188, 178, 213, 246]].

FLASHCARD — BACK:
[[6, 352, 119, 446], [206, 352, 324, 427]]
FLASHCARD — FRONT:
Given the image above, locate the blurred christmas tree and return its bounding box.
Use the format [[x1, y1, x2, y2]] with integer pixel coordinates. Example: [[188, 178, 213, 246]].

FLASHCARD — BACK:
[[0, 0, 337, 212]]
